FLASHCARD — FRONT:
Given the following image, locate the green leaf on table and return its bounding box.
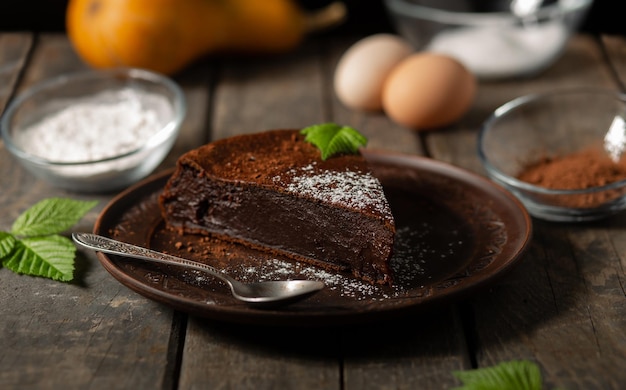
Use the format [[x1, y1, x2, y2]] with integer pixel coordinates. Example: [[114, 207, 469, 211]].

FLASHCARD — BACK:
[[10, 198, 98, 237], [2, 235, 76, 281], [300, 123, 367, 160], [453, 360, 543, 390], [1, 197, 97, 281], [0, 232, 16, 259]]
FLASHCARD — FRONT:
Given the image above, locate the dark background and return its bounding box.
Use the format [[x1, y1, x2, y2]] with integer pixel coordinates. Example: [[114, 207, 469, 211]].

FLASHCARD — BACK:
[[0, 0, 622, 35]]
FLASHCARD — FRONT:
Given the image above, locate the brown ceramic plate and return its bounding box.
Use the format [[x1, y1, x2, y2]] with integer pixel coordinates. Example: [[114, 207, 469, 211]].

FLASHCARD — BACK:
[[94, 150, 532, 326]]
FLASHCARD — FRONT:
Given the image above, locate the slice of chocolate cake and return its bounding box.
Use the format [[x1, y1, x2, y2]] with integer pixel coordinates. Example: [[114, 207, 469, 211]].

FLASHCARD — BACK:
[[158, 129, 395, 285]]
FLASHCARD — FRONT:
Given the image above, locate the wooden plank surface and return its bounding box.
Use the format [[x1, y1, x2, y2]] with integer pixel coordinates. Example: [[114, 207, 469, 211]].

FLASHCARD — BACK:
[[212, 44, 327, 141], [0, 34, 177, 389], [0, 33, 32, 111], [2, 30, 626, 390], [602, 34, 626, 90], [0, 33, 34, 220], [179, 33, 468, 390], [328, 34, 466, 389], [454, 34, 626, 390], [178, 40, 341, 390]]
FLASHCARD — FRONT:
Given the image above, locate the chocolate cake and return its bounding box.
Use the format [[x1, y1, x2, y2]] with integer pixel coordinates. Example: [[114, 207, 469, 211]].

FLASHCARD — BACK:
[[159, 129, 395, 285]]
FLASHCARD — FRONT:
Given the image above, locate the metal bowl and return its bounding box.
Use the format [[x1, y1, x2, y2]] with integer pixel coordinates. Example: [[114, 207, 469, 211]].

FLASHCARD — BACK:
[[383, 0, 593, 80]]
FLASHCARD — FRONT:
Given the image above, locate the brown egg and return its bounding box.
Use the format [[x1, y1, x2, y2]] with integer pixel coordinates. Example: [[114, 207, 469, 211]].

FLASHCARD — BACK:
[[382, 53, 477, 130], [334, 34, 413, 111]]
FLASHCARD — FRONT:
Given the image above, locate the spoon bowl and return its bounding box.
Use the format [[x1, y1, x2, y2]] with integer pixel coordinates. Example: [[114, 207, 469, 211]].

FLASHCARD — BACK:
[[72, 233, 325, 307]]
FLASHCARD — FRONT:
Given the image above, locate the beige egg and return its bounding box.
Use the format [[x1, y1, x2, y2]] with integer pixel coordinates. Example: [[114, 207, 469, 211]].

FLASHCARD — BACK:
[[382, 53, 477, 130], [334, 34, 413, 111]]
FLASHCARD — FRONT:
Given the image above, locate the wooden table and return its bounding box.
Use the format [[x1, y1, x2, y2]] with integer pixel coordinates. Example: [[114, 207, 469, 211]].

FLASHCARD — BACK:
[[1, 31, 626, 390]]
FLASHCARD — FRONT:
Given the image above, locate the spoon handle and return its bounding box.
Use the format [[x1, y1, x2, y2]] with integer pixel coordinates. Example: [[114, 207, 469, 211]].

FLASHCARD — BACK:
[[72, 233, 236, 285]]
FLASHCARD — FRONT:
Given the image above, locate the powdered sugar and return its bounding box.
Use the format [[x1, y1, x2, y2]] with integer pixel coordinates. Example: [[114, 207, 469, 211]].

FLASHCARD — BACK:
[[277, 163, 391, 219], [180, 218, 471, 301], [231, 220, 465, 299], [238, 258, 395, 300], [427, 23, 569, 79], [16, 88, 172, 163]]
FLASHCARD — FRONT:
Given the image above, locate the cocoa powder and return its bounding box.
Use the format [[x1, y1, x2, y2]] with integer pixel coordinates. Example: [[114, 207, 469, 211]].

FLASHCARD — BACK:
[[517, 147, 626, 208]]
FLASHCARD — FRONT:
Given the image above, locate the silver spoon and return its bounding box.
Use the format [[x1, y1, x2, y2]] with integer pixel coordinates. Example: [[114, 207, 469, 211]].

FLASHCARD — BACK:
[[72, 233, 325, 307]]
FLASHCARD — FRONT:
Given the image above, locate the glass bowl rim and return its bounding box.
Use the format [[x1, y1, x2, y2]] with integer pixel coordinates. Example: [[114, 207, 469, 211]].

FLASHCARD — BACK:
[[478, 86, 626, 196], [0, 67, 186, 167], [383, 0, 593, 26]]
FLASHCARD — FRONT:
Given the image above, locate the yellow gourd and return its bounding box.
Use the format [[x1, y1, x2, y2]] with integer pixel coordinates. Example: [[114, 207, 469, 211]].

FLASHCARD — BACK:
[[66, 0, 346, 75]]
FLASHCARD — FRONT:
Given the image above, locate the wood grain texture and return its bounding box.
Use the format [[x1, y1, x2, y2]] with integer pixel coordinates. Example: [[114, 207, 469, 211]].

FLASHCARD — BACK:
[[0, 33, 32, 111], [178, 37, 340, 390], [3, 31, 626, 390], [179, 319, 341, 389], [326, 34, 466, 389], [212, 44, 327, 141], [159, 62, 215, 169], [0, 33, 35, 222], [601, 34, 626, 90], [0, 34, 175, 389], [178, 34, 471, 390], [341, 307, 468, 390], [463, 34, 626, 390]]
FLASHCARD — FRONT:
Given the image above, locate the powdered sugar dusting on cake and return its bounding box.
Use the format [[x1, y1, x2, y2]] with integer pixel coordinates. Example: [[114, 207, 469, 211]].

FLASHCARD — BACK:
[[237, 258, 397, 300], [275, 163, 392, 221]]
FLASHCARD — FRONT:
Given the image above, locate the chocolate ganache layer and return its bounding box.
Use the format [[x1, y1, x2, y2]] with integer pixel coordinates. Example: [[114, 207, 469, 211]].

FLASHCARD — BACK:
[[158, 129, 395, 285]]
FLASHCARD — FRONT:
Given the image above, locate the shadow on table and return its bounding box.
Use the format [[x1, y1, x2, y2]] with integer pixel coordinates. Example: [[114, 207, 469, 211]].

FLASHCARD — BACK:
[[191, 216, 608, 362], [192, 303, 468, 362], [461, 217, 612, 355]]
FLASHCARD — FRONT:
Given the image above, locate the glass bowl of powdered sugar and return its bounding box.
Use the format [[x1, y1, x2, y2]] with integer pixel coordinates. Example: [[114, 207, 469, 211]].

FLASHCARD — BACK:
[[383, 0, 593, 80], [1, 68, 185, 192]]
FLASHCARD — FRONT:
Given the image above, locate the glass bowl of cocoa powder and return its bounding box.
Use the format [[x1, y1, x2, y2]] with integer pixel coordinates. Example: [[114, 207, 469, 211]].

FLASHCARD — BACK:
[[478, 88, 626, 222]]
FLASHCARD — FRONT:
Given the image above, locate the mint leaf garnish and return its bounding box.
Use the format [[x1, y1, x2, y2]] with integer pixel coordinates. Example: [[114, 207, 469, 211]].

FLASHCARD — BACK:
[[0, 232, 16, 257], [1, 198, 97, 281], [453, 360, 544, 390], [11, 198, 97, 237], [4, 236, 76, 281], [300, 123, 367, 160]]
